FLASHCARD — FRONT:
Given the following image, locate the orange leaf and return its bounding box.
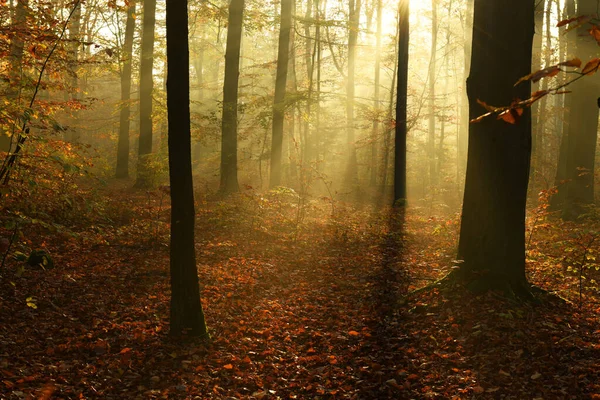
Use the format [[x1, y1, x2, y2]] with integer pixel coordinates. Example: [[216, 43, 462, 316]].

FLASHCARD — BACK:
[[582, 58, 600, 75], [348, 330, 360, 336], [557, 15, 583, 27], [515, 65, 561, 86], [589, 25, 600, 45], [497, 108, 522, 125], [558, 58, 582, 68], [223, 363, 234, 370], [561, 15, 593, 32]]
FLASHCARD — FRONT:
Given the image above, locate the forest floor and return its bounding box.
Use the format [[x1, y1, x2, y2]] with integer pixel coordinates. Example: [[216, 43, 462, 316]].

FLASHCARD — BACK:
[[1, 180, 600, 399]]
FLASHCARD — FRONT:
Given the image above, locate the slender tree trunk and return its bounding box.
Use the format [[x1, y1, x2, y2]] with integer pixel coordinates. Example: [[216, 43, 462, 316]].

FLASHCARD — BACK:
[[370, 0, 382, 187], [531, 0, 550, 195], [269, 0, 292, 188], [427, 0, 438, 187], [165, 0, 208, 338], [550, 0, 576, 210], [346, 0, 361, 187], [558, 0, 599, 220], [8, 0, 27, 99], [456, 0, 534, 296], [136, 0, 157, 188], [381, 4, 400, 190], [116, 2, 136, 179], [220, 0, 244, 194], [393, 0, 409, 206], [66, 0, 81, 142], [287, 0, 298, 184]]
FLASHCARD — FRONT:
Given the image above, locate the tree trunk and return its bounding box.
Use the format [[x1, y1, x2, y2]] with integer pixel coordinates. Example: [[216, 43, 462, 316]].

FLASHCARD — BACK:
[[456, 0, 535, 296], [381, 5, 399, 190], [269, 0, 292, 188], [220, 0, 244, 194], [165, 0, 208, 338], [346, 0, 361, 188], [66, 0, 81, 142], [559, 0, 599, 220], [393, 0, 409, 206], [7, 0, 27, 100], [550, 0, 576, 211], [427, 0, 438, 188], [457, 0, 473, 193], [136, 0, 157, 188], [116, 2, 136, 179], [370, 0, 382, 187]]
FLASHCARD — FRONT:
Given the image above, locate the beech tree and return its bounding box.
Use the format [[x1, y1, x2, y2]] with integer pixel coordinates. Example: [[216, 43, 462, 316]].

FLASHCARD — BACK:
[[116, 2, 136, 179], [136, 0, 157, 188], [269, 0, 292, 188], [556, 0, 599, 219], [456, 0, 535, 296], [165, 0, 208, 337], [220, 0, 244, 194], [393, 0, 409, 206]]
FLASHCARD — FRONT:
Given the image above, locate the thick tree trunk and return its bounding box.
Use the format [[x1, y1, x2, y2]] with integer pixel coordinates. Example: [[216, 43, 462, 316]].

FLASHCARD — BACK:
[[269, 0, 292, 188], [393, 0, 409, 206], [457, 0, 534, 296], [220, 0, 244, 194], [559, 0, 599, 220], [165, 0, 208, 338], [136, 0, 157, 188], [116, 3, 136, 179]]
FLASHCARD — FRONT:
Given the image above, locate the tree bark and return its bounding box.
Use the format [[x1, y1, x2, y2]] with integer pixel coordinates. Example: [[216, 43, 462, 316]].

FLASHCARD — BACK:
[[427, 0, 438, 187], [116, 2, 136, 179], [220, 0, 244, 194], [393, 0, 409, 206], [166, 0, 208, 338], [269, 0, 292, 188], [136, 0, 157, 188], [66, 0, 81, 142], [370, 0, 382, 187], [457, 0, 535, 296], [550, 0, 576, 211], [346, 0, 361, 188], [559, 0, 599, 220]]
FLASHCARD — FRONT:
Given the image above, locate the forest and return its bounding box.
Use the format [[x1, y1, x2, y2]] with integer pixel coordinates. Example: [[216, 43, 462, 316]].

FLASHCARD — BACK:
[[1, 0, 600, 398]]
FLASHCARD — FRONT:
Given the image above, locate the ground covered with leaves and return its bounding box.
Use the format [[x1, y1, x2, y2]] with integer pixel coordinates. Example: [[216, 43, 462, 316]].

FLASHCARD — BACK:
[[1, 181, 600, 399]]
